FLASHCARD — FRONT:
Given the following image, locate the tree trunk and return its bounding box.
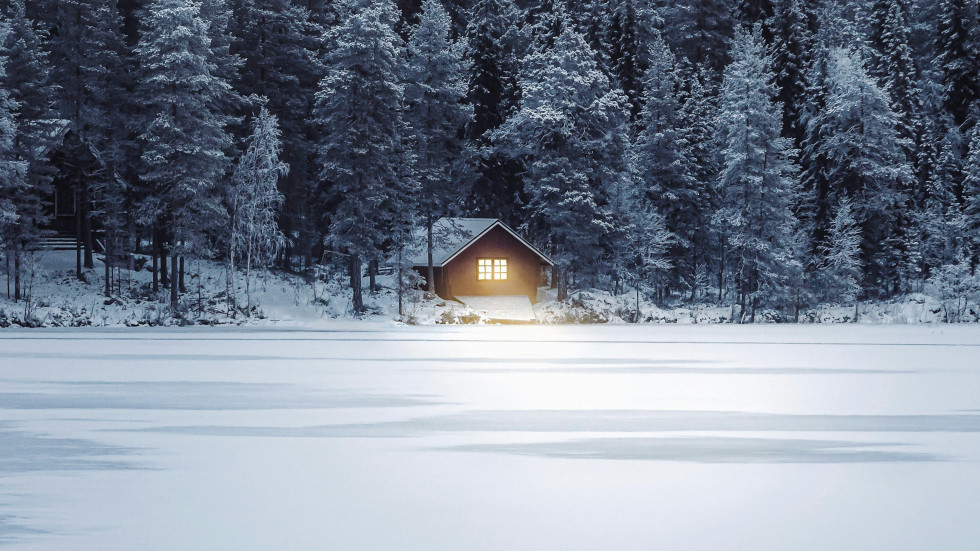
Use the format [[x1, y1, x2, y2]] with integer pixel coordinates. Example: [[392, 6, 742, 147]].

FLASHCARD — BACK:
[[426, 215, 435, 294], [227, 245, 236, 318], [81, 190, 94, 269], [635, 285, 641, 323], [738, 289, 746, 323], [198, 260, 204, 315], [104, 239, 112, 298], [158, 229, 169, 288], [76, 187, 83, 281], [350, 252, 364, 313], [14, 249, 21, 302], [718, 238, 725, 303], [245, 243, 253, 314], [179, 255, 185, 293], [369, 258, 378, 293], [556, 266, 568, 302], [152, 240, 159, 292], [397, 247, 403, 317], [690, 250, 698, 302], [170, 249, 179, 309]]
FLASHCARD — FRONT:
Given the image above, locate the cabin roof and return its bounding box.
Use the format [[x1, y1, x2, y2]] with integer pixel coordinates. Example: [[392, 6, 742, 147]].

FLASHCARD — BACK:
[[410, 218, 553, 268]]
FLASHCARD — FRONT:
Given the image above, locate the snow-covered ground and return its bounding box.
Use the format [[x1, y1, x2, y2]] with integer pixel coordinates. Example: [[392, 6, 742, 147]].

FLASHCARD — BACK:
[[1, 325, 979, 550], [3, 250, 977, 327]]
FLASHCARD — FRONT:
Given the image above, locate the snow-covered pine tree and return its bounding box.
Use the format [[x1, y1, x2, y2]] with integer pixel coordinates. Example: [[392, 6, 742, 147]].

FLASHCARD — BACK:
[[714, 26, 801, 322], [678, 65, 722, 301], [869, 0, 919, 158], [772, 0, 813, 148], [229, 107, 286, 314], [966, 120, 980, 256], [735, 0, 774, 33], [312, 0, 407, 313], [199, 0, 244, 126], [136, 0, 233, 308], [664, 0, 734, 74], [1, 0, 59, 299], [494, 22, 629, 301], [635, 35, 700, 298], [82, 1, 131, 296], [609, 156, 671, 312], [812, 47, 913, 297], [461, 0, 523, 224], [0, 20, 29, 260], [603, 0, 663, 121], [404, 0, 472, 294], [936, 0, 980, 129], [814, 197, 863, 306], [523, 0, 566, 54], [921, 119, 969, 270], [815, 0, 871, 54], [233, 0, 324, 269], [798, 41, 834, 251], [47, 0, 132, 280]]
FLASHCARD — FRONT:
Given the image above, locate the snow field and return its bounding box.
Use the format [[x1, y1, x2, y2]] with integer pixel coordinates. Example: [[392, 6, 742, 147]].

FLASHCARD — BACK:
[[1, 325, 979, 550]]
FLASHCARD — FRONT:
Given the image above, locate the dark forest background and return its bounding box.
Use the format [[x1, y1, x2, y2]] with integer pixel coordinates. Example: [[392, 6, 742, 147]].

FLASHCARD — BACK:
[[1, 0, 979, 320]]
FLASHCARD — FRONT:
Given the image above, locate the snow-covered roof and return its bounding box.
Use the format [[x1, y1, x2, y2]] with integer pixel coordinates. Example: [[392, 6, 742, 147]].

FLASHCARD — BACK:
[[410, 218, 553, 268]]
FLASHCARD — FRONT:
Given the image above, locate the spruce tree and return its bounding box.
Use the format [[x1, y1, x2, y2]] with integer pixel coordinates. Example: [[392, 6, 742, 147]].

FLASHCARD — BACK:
[[48, 0, 132, 276], [136, 0, 233, 308], [922, 120, 969, 270], [1, 0, 59, 299], [604, 0, 663, 120], [715, 27, 801, 321], [635, 35, 700, 297], [869, 0, 919, 154], [814, 197, 863, 305], [494, 23, 630, 301], [0, 21, 29, 256], [312, 0, 407, 313], [405, 0, 472, 294], [966, 120, 980, 249], [233, 0, 323, 268], [812, 47, 913, 296], [461, 0, 523, 224], [772, 0, 813, 148], [664, 0, 734, 73], [936, 0, 980, 129], [678, 66, 722, 300]]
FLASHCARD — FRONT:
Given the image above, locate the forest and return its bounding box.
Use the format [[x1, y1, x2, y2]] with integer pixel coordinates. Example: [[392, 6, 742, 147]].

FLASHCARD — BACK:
[[1, 0, 979, 322]]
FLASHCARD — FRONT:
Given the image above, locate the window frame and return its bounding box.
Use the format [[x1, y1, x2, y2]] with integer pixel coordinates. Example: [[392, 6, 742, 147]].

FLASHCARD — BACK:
[[476, 257, 509, 281]]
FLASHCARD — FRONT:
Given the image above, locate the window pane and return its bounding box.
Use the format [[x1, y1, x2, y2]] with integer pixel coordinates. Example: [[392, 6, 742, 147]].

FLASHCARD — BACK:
[[477, 258, 507, 281]]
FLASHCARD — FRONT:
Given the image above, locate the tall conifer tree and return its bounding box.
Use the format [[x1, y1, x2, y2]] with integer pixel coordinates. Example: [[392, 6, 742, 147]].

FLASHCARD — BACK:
[[136, 0, 233, 307], [312, 0, 408, 313]]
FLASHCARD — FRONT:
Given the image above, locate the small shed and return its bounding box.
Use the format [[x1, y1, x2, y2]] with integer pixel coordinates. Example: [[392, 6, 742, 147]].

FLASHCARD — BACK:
[[412, 218, 553, 303]]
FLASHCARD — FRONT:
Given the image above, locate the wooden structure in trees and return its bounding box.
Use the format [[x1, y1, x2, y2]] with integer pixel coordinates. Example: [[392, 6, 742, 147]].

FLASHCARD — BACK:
[[412, 218, 553, 303]]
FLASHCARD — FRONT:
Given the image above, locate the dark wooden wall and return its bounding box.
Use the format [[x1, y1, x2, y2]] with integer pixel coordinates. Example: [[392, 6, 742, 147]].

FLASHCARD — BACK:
[[442, 226, 545, 302]]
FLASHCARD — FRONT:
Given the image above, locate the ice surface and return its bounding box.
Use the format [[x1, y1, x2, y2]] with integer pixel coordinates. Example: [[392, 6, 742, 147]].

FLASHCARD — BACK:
[[1, 325, 979, 550]]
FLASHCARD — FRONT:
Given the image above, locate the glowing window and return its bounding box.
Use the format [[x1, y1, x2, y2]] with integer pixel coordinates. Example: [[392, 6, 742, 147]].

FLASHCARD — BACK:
[[477, 258, 508, 280]]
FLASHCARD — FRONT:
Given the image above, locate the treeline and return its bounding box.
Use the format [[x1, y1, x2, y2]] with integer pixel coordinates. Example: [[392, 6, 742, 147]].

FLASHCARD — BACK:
[[1, 0, 979, 320]]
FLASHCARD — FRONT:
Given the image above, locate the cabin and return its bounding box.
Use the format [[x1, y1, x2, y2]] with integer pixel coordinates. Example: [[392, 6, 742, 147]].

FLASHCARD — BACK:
[[412, 218, 553, 303], [34, 120, 114, 253]]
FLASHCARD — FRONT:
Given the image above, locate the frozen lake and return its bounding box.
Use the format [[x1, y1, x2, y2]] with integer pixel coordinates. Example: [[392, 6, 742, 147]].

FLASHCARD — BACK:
[[1, 324, 980, 550]]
